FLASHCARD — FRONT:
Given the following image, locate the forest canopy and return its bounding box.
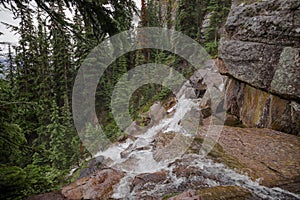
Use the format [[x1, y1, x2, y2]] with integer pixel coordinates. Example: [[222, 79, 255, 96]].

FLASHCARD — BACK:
[[0, 0, 230, 199]]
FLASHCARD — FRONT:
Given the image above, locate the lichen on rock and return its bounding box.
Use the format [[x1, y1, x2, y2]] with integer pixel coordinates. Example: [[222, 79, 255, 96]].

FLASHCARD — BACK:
[[219, 0, 300, 134]]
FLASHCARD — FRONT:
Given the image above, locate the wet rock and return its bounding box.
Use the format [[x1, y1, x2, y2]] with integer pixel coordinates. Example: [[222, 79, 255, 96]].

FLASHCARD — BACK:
[[178, 65, 224, 100], [223, 78, 245, 118], [125, 121, 147, 136], [152, 132, 177, 150], [186, 136, 246, 176], [166, 186, 253, 200], [189, 69, 207, 99], [120, 143, 151, 159], [149, 102, 167, 125], [113, 156, 140, 172], [200, 92, 212, 119], [167, 190, 201, 200], [120, 144, 134, 159], [78, 156, 104, 179], [197, 186, 253, 200], [197, 126, 300, 193], [152, 132, 193, 162], [166, 155, 225, 192], [224, 78, 300, 135], [117, 134, 129, 143], [131, 170, 168, 192], [26, 191, 66, 200], [224, 113, 243, 127], [203, 84, 225, 117], [163, 96, 177, 111], [180, 106, 203, 134], [200, 107, 211, 119], [177, 81, 198, 99], [195, 67, 225, 92], [171, 158, 203, 178], [62, 168, 124, 200]]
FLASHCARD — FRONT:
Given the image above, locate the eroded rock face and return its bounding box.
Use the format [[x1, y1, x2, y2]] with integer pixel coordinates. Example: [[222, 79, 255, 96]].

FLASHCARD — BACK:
[[223, 0, 300, 95], [224, 78, 300, 135], [218, 0, 300, 134], [61, 168, 124, 200]]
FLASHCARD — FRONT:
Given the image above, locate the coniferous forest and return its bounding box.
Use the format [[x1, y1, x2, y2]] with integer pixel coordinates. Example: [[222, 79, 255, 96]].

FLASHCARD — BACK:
[[0, 0, 230, 199]]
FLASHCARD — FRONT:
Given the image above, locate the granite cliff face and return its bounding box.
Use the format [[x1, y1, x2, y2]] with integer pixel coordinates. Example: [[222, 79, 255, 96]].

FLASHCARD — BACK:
[[218, 0, 300, 135]]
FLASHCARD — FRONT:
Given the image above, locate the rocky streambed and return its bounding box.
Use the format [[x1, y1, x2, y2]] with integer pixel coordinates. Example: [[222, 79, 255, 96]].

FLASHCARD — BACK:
[[29, 76, 300, 200], [59, 127, 300, 200]]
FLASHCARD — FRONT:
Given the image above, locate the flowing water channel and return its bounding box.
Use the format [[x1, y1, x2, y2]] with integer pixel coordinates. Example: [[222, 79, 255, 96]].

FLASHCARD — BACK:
[[95, 81, 300, 200]]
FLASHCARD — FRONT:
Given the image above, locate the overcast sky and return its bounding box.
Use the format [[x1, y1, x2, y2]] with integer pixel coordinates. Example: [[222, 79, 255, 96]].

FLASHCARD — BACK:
[[0, 6, 20, 47], [0, 0, 141, 48]]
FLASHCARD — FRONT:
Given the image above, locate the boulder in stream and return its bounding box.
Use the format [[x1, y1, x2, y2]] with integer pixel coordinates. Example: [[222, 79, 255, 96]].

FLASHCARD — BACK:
[[62, 168, 124, 200]]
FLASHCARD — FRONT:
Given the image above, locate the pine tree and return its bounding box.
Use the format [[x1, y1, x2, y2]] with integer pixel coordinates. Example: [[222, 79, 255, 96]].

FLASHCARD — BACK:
[[13, 3, 40, 146], [34, 10, 54, 146], [204, 0, 231, 56], [0, 0, 138, 198], [50, 2, 74, 108], [175, 0, 201, 41], [48, 99, 66, 169]]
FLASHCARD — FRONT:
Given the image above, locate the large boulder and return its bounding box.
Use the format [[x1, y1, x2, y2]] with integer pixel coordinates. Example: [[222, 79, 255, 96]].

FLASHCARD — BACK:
[[219, 0, 300, 97], [219, 39, 283, 90], [61, 168, 124, 200], [218, 0, 300, 133], [197, 126, 300, 193], [225, 0, 300, 47]]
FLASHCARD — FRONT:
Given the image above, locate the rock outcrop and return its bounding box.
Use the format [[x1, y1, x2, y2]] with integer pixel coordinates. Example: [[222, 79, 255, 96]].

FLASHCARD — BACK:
[[224, 78, 300, 135], [198, 126, 300, 193], [218, 0, 300, 135]]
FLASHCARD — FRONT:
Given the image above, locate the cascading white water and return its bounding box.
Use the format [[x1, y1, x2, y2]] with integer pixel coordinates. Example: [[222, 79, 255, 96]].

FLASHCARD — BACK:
[[95, 81, 300, 200], [95, 91, 200, 199]]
